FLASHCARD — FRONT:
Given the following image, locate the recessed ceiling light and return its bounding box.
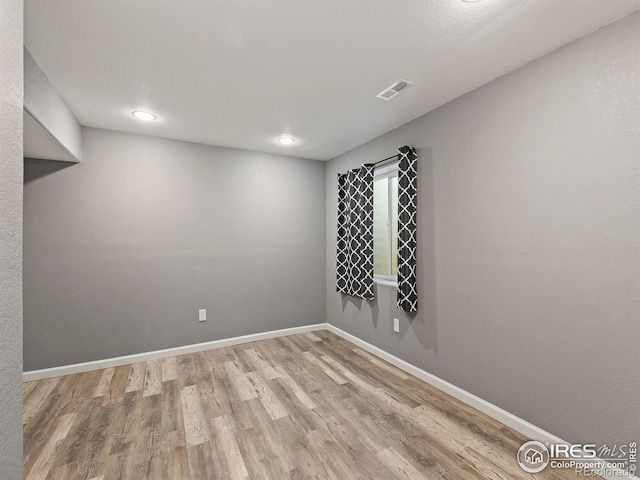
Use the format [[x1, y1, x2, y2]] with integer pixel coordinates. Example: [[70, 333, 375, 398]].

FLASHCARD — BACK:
[[278, 136, 295, 145], [132, 111, 156, 121]]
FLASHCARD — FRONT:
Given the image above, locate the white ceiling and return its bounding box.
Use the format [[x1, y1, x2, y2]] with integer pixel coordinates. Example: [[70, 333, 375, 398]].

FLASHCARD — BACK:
[[25, 0, 640, 161]]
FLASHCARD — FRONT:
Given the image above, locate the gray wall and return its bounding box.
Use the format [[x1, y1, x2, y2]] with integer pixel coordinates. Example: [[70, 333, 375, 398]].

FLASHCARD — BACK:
[[326, 11, 640, 445], [0, 0, 23, 477], [24, 128, 326, 370]]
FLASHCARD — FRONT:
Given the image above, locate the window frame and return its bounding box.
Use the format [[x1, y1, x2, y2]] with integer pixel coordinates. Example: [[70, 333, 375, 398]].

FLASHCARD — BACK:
[[373, 162, 399, 286]]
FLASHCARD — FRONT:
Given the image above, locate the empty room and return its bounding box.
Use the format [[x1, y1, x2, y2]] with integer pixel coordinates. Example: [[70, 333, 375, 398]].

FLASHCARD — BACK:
[[1, 0, 639, 479]]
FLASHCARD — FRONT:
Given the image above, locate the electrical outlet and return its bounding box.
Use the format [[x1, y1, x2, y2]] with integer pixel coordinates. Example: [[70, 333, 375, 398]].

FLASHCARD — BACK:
[[393, 318, 400, 333], [199, 309, 206, 322]]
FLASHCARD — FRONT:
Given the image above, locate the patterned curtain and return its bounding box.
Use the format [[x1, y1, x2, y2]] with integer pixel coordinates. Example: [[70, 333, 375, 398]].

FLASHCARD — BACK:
[[397, 146, 418, 312], [336, 165, 375, 300]]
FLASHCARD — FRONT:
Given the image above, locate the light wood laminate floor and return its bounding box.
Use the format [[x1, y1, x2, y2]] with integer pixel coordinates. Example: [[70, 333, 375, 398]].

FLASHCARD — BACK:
[[24, 331, 591, 479]]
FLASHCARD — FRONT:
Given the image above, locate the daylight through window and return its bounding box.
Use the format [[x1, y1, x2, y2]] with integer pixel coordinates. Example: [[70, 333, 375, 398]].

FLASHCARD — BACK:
[[373, 163, 398, 282]]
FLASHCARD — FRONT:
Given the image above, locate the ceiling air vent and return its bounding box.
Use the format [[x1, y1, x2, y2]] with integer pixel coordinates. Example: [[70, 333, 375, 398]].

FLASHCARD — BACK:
[[376, 79, 413, 100]]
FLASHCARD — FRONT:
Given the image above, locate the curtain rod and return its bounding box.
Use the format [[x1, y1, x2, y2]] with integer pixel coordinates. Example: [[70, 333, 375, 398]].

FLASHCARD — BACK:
[[366, 154, 398, 167], [341, 154, 399, 175]]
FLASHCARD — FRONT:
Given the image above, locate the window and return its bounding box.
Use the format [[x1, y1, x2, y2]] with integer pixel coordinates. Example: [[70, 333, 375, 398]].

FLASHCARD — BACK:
[[373, 162, 398, 284]]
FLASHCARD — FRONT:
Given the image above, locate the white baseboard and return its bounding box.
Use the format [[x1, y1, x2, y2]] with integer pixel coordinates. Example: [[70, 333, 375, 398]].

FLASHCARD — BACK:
[[326, 324, 638, 480], [23, 323, 328, 382], [325, 324, 562, 443]]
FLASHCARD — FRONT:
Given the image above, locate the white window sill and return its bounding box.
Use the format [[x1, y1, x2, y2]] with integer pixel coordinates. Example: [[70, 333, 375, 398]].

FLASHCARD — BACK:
[[374, 277, 398, 287]]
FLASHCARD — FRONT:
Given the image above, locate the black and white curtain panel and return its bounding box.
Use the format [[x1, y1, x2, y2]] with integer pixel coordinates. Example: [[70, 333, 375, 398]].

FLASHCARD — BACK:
[[336, 165, 375, 300], [397, 146, 418, 312]]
